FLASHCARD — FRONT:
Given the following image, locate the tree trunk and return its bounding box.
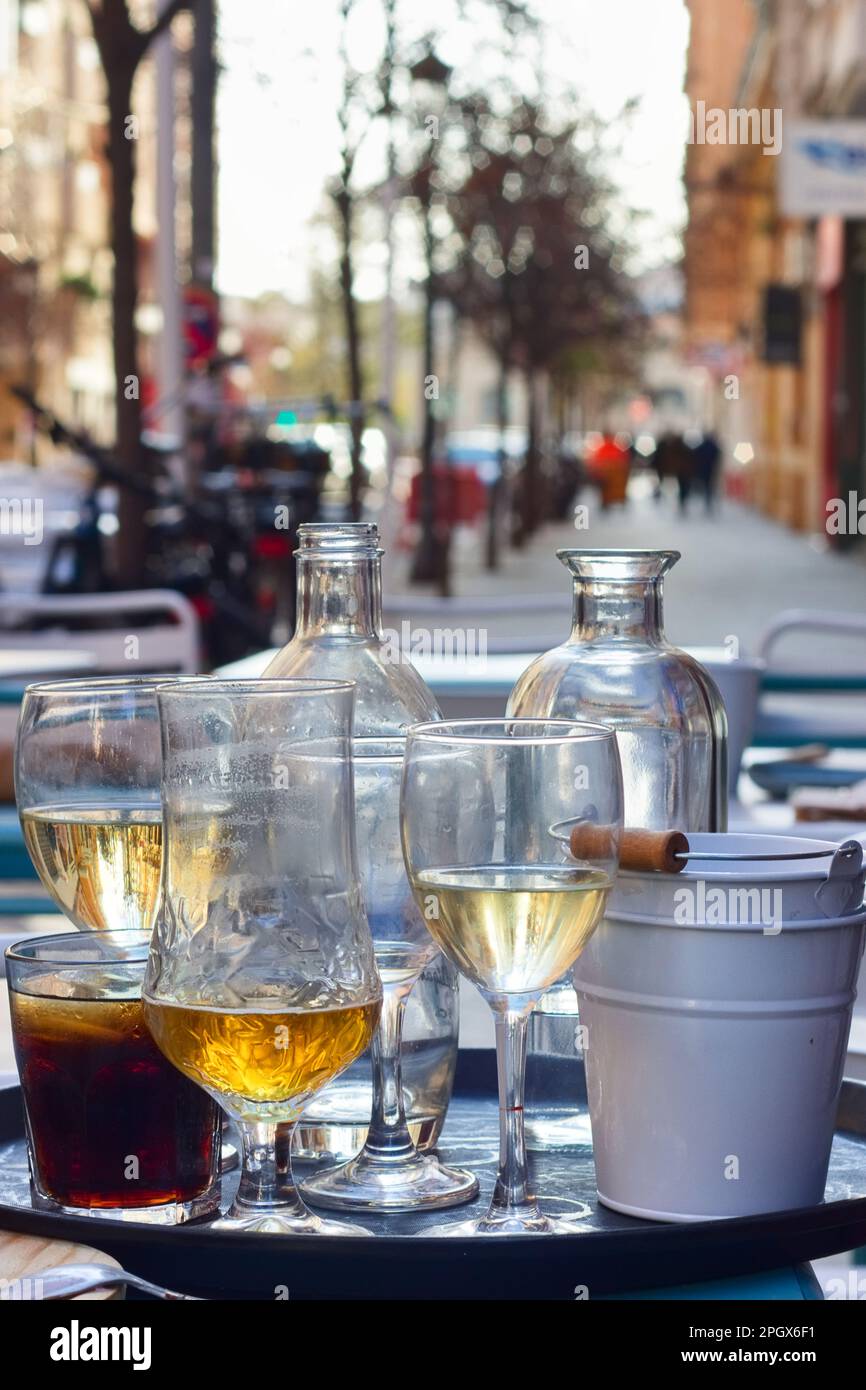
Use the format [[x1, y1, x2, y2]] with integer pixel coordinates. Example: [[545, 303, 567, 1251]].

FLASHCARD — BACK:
[[107, 68, 149, 587], [191, 0, 216, 286], [487, 353, 509, 571], [514, 365, 540, 547], [336, 189, 365, 521], [410, 197, 450, 594]]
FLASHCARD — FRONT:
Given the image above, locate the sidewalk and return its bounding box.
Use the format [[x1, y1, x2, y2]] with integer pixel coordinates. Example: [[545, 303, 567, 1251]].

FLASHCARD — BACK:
[[385, 490, 866, 664]]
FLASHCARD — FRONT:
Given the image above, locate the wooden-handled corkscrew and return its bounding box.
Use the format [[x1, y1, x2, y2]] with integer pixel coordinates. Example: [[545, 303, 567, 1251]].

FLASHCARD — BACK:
[[554, 820, 854, 872], [564, 823, 690, 874]]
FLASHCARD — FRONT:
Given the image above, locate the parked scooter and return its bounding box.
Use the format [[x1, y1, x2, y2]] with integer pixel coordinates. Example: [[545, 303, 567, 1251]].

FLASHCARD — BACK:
[[10, 387, 326, 666]]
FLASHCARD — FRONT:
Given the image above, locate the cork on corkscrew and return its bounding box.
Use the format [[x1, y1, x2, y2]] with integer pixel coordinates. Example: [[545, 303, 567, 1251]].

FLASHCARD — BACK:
[[568, 823, 690, 874]]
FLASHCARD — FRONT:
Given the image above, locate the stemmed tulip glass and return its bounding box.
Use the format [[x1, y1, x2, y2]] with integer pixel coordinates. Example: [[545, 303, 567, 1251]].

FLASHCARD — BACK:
[[401, 718, 622, 1236], [302, 737, 477, 1211], [142, 678, 382, 1235]]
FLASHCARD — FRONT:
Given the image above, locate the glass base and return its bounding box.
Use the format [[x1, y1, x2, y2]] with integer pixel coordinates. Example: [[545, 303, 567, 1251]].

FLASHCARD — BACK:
[[302, 1149, 479, 1212], [422, 1208, 590, 1238], [294, 1111, 441, 1163], [31, 1182, 220, 1227], [422, 1195, 593, 1237], [209, 1207, 370, 1236]]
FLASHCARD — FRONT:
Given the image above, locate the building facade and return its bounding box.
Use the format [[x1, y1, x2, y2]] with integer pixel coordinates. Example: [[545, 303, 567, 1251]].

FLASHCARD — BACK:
[[685, 0, 866, 539], [0, 0, 169, 462]]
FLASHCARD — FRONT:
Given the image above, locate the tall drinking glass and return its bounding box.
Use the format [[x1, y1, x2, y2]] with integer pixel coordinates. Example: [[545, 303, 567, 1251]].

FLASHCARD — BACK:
[[16, 677, 173, 933], [401, 718, 622, 1236], [142, 679, 382, 1235], [302, 738, 477, 1211]]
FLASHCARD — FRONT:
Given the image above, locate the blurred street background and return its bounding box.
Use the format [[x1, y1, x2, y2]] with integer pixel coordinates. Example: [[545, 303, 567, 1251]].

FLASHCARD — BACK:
[[0, 0, 864, 673], [4, 0, 866, 1300]]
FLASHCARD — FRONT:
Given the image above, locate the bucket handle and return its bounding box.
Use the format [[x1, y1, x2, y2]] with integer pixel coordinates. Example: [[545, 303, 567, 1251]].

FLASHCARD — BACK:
[[816, 840, 864, 917], [552, 819, 865, 912]]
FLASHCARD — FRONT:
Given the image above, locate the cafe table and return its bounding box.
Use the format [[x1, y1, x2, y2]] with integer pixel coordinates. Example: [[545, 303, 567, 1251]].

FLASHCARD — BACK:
[[0, 656, 860, 1298], [0, 1230, 123, 1300]]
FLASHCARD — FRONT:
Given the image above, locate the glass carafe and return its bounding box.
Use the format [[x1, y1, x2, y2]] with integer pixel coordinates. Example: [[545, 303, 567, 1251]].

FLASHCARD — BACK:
[[508, 549, 727, 830], [264, 522, 440, 732], [264, 523, 459, 1160], [508, 548, 728, 1151]]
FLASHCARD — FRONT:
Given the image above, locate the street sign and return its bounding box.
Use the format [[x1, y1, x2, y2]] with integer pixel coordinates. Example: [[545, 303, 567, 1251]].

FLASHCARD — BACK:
[[780, 119, 866, 217]]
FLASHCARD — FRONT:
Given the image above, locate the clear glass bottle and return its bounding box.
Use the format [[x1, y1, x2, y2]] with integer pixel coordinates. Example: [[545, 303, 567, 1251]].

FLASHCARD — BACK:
[[508, 548, 728, 1151], [264, 522, 460, 1161], [264, 522, 439, 733], [507, 549, 728, 830]]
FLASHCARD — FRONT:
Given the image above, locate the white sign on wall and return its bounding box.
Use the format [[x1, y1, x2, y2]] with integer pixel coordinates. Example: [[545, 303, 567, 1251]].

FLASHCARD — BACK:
[[780, 120, 866, 217]]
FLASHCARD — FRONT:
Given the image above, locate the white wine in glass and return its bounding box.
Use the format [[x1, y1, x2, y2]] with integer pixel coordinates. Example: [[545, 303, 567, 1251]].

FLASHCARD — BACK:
[[20, 803, 163, 934], [411, 864, 610, 997], [15, 678, 178, 934], [401, 718, 623, 1237]]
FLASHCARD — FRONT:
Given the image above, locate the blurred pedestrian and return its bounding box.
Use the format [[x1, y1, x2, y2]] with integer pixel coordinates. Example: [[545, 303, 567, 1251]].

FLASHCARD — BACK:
[[693, 430, 722, 513], [586, 431, 630, 510], [652, 430, 694, 510], [671, 432, 696, 513], [650, 431, 674, 500]]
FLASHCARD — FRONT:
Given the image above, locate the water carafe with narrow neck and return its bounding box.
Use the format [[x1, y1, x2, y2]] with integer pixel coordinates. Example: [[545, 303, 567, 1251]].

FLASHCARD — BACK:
[[264, 522, 460, 1161], [264, 522, 437, 732], [508, 548, 727, 831]]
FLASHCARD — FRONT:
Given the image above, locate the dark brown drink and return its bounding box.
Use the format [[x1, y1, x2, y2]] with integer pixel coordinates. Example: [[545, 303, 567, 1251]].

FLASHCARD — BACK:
[[10, 989, 219, 1210]]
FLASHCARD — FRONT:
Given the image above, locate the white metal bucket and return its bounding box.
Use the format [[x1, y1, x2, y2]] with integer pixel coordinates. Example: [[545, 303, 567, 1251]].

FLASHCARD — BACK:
[[573, 833, 866, 1221]]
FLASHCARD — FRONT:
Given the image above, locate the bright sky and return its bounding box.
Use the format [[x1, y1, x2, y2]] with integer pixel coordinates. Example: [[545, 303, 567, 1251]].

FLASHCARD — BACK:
[[215, 0, 690, 301]]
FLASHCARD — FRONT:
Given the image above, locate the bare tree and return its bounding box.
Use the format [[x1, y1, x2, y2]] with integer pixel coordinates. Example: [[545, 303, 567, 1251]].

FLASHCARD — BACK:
[[333, 0, 535, 553], [85, 0, 192, 585], [400, 2, 536, 584], [447, 100, 638, 546], [405, 49, 452, 591], [333, 0, 369, 522]]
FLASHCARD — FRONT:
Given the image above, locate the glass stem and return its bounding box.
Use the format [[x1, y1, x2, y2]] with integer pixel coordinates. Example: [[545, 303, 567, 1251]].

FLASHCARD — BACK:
[[488, 1003, 541, 1221], [362, 978, 416, 1162], [230, 1119, 308, 1219]]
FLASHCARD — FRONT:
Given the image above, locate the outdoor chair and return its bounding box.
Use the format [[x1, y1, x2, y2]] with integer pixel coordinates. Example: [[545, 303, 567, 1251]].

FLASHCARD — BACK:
[[0, 589, 202, 677], [754, 609, 866, 748]]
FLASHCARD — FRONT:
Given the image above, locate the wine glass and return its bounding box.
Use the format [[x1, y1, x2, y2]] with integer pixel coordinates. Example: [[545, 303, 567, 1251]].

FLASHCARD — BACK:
[[401, 718, 622, 1236], [142, 678, 382, 1235], [14, 674, 242, 1179], [15, 677, 173, 933], [301, 737, 477, 1211]]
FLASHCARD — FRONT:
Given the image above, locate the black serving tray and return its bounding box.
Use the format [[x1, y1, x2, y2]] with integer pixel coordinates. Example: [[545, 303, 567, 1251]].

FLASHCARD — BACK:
[[2, 1051, 866, 1301]]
